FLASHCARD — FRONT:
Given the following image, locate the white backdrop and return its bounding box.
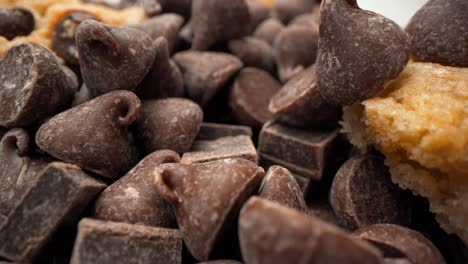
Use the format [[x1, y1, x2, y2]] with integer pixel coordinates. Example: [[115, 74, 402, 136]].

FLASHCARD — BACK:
[[357, 0, 428, 26]]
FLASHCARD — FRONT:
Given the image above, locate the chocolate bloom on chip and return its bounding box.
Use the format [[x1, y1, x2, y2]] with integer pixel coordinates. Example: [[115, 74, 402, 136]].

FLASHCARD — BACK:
[[0, 7, 35, 40]]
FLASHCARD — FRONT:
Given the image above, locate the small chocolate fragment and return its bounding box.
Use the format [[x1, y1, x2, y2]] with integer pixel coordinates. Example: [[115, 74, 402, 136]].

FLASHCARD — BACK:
[[406, 0, 468, 67], [36, 91, 141, 179], [317, 0, 410, 105], [246, 0, 271, 30], [191, 0, 251, 50], [82, 0, 137, 9], [71, 218, 182, 264], [0, 7, 35, 40], [353, 224, 446, 264], [154, 158, 265, 261], [253, 18, 284, 46], [196, 123, 253, 141], [0, 42, 78, 128], [181, 135, 258, 164], [239, 197, 383, 264], [134, 98, 203, 154], [199, 261, 242, 264], [157, 0, 192, 19], [52, 11, 98, 65], [273, 0, 315, 23], [269, 65, 341, 129], [228, 38, 275, 73], [229, 68, 280, 129], [174, 51, 243, 106], [0, 163, 106, 263], [76, 20, 156, 97]]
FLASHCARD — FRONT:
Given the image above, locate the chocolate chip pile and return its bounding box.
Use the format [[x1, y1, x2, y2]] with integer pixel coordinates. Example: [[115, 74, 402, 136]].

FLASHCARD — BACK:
[[0, 0, 467, 264]]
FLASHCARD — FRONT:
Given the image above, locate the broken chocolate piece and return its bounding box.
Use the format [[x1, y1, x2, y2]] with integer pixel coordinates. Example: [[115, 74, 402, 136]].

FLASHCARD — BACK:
[[317, 0, 410, 105], [273, 0, 315, 23], [36, 91, 141, 179], [0, 42, 78, 128], [196, 123, 253, 141], [253, 18, 284, 46], [0, 7, 35, 40], [76, 20, 156, 97], [70, 218, 182, 264], [0, 163, 106, 263], [239, 197, 383, 264], [154, 158, 265, 261], [228, 38, 275, 73], [353, 224, 446, 264]]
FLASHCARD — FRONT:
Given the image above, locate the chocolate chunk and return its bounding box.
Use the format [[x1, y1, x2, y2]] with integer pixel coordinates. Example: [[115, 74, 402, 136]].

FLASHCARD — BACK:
[[274, 24, 319, 82], [154, 158, 265, 261], [239, 197, 383, 264], [92, 150, 180, 228], [197, 122, 253, 141], [157, 0, 192, 19], [258, 121, 341, 179], [330, 155, 412, 230], [199, 261, 242, 264], [353, 224, 446, 264], [181, 135, 258, 164], [253, 18, 284, 46], [0, 7, 35, 40], [228, 38, 275, 73], [273, 0, 315, 23], [246, 0, 271, 30], [70, 218, 182, 264], [269, 65, 341, 129], [229, 68, 280, 129], [76, 20, 156, 97], [406, 0, 468, 67], [317, 0, 411, 106], [0, 163, 106, 262], [191, 0, 251, 50], [52, 11, 98, 65], [174, 51, 243, 106], [134, 98, 203, 154], [136, 37, 185, 99], [82, 0, 137, 9], [0, 42, 78, 128], [36, 91, 141, 179]]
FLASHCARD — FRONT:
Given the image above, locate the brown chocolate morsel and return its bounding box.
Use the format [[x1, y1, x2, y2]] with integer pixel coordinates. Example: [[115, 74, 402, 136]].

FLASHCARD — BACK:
[[253, 18, 284, 46], [196, 122, 253, 141], [353, 224, 446, 264], [269, 65, 341, 129], [239, 197, 383, 264], [246, 0, 271, 30], [0, 42, 78, 128], [273, 0, 315, 23], [383, 259, 411, 264], [181, 135, 258, 164], [199, 261, 242, 264], [134, 98, 203, 154], [70, 218, 182, 264], [52, 11, 98, 65], [154, 158, 265, 261], [157, 0, 192, 19], [174, 51, 243, 106], [229, 68, 280, 130], [136, 37, 185, 99], [191, 0, 251, 50], [0, 7, 35, 40], [405, 0, 468, 67], [274, 25, 319, 82], [259, 165, 307, 212], [92, 150, 180, 228], [317, 0, 410, 106], [36, 90, 141, 178], [228, 38, 275, 73], [76, 20, 156, 97], [82, 0, 138, 9], [0, 163, 106, 263]]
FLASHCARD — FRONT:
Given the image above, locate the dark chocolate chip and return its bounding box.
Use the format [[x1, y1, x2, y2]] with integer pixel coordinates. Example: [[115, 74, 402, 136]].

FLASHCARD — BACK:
[[154, 158, 265, 261], [174, 51, 243, 106], [273, 0, 315, 23], [196, 122, 253, 141], [353, 224, 446, 264], [246, 0, 271, 30], [82, 0, 138, 9], [0, 42, 78, 128], [134, 98, 203, 154], [76, 20, 156, 97], [228, 38, 275, 73], [0, 7, 35, 40], [36, 91, 141, 179], [239, 197, 383, 264], [253, 17, 284, 46], [316, 0, 411, 106]]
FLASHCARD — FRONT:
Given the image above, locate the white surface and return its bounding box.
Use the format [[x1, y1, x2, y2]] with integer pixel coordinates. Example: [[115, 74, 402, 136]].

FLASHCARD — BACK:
[[357, 0, 428, 26]]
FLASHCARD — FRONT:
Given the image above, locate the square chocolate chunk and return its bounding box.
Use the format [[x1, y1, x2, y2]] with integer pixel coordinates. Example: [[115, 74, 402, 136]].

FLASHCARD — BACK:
[[196, 122, 253, 140]]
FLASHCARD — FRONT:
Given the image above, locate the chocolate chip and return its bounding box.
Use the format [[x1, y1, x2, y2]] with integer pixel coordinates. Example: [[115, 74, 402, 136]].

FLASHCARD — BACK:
[[0, 7, 35, 40], [316, 0, 411, 106], [70, 218, 182, 264], [36, 91, 141, 179], [239, 197, 383, 264], [273, 0, 315, 23], [228, 38, 275, 73], [246, 0, 271, 30], [76, 20, 156, 97], [406, 0, 468, 67], [353, 224, 446, 264], [174, 51, 243, 106], [0, 42, 78, 128], [196, 122, 253, 141], [82, 0, 138, 9], [134, 98, 203, 154], [154, 158, 265, 261], [253, 18, 284, 46], [0, 163, 106, 262], [191, 0, 251, 50]]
